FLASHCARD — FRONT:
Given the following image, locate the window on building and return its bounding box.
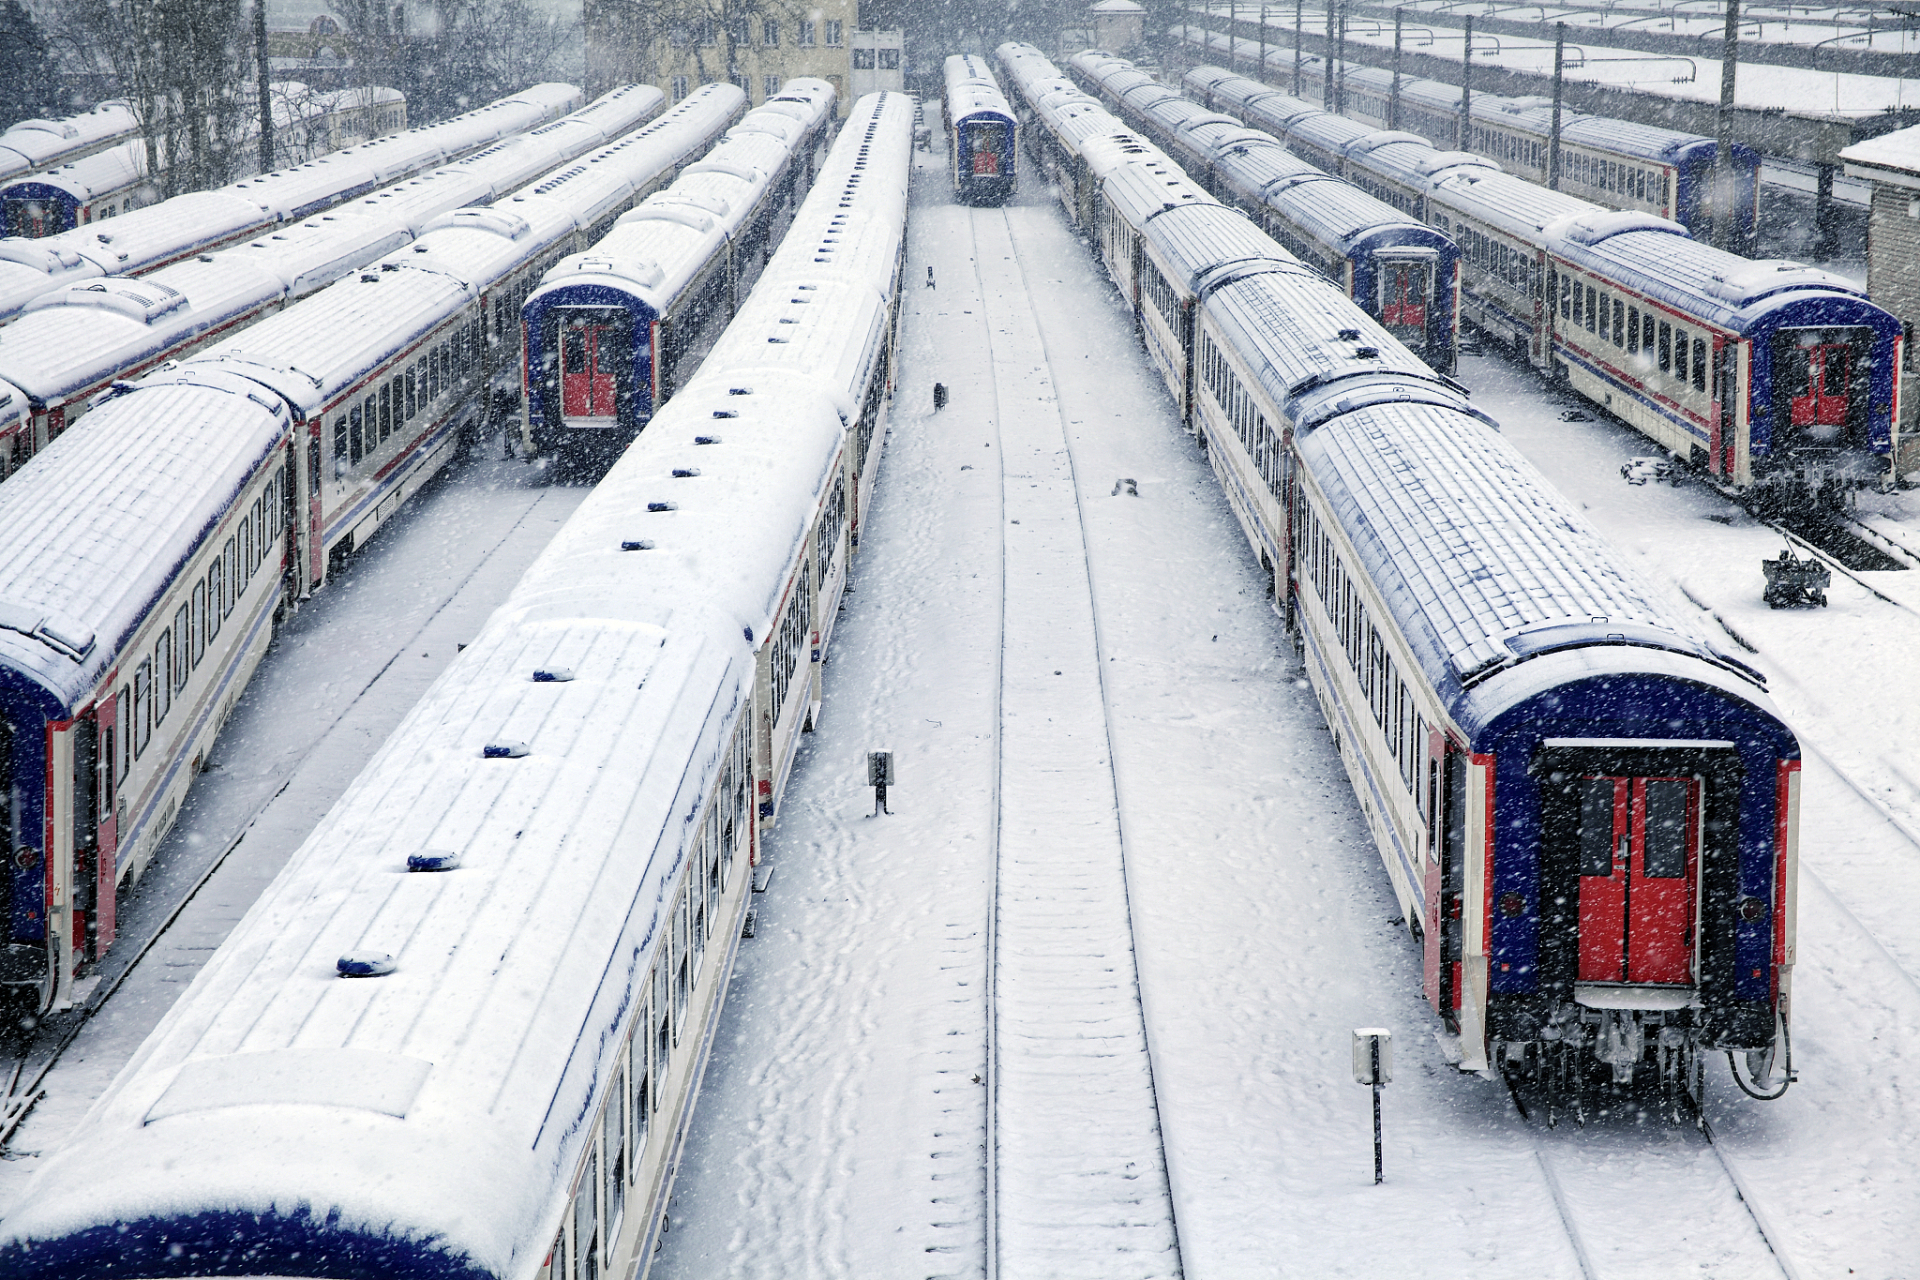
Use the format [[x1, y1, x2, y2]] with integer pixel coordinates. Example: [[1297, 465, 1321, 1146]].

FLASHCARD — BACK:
[[765, 75, 780, 99], [853, 47, 874, 68], [697, 17, 715, 44], [879, 48, 900, 69], [763, 17, 778, 44], [797, 19, 815, 46], [825, 19, 842, 44], [671, 75, 688, 99]]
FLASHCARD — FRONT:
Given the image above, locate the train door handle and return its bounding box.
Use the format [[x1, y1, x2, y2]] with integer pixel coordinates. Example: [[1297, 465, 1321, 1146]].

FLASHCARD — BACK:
[[1616, 834, 1630, 868]]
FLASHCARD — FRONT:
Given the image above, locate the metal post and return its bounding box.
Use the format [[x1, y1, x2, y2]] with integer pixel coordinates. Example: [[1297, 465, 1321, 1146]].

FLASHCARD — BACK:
[[1261, 5, 1269, 74], [1294, 0, 1305, 95], [1372, 1039, 1383, 1185], [1815, 161, 1837, 258], [1324, 1, 1337, 107], [1232, 0, 1240, 70], [1335, 0, 1349, 114], [1459, 14, 1474, 151], [1391, 7, 1404, 129], [254, 0, 273, 173], [1549, 22, 1565, 189], [1714, 0, 1741, 250]]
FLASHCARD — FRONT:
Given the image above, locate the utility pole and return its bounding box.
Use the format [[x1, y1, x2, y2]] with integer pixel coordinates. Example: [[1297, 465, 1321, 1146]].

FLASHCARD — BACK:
[[1549, 22, 1565, 189], [254, 0, 273, 173], [1335, 0, 1349, 113], [1261, 5, 1269, 75], [1459, 14, 1474, 151], [1391, 7, 1404, 129], [1294, 0, 1305, 94], [1714, 0, 1740, 249], [1324, 1, 1336, 108]]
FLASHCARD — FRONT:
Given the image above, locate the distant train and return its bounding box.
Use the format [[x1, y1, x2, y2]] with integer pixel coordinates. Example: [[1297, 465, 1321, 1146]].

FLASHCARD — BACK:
[[1172, 25, 1763, 244], [1163, 57, 1900, 504], [944, 54, 1018, 205], [1054, 47, 1461, 372], [0, 85, 747, 1016], [0, 85, 669, 478], [0, 89, 914, 1280], [1019, 44, 1798, 1108], [0, 101, 141, 203], [0, 87, 412, 239], [522, 80, 837, 459]]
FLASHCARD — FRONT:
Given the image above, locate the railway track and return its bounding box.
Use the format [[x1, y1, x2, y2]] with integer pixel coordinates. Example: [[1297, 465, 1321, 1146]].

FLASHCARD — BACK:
[[967, 199, 1185, 1279]]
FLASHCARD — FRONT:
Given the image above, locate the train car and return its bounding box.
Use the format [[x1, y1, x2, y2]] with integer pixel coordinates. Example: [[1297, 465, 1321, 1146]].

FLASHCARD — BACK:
[[1172, 24, 1763, 243], [0, 90, 914, 1280], [944, 54, 1018, 205], [1048, 49, 1461, 372], [0, 140, 153, 238], [0, 101, 141, 192], [521, 80, 836, 459], [0, 86, 669, 477], [0, 88, 742, 1015], [0, 83, 586, 328], [1423, 166, 1902, 500]]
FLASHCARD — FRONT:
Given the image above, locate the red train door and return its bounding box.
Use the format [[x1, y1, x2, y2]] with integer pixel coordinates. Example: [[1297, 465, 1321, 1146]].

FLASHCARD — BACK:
[[560, 324, 617, 424], [1578, 775, 1698, 985], [1378, 258, 1431, 349], [1786, 342, 1850, 432]]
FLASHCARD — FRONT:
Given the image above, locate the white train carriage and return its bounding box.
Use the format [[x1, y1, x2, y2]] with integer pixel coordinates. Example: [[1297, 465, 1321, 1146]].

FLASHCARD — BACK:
[[521, 81, 836, 457], [0, 90, 914, 1280], [0, 140, 154, 238], [944, 54, 1018, 205], [0, 369, 295, 1010], [185, 85, 747, 586], [0, 83, 587, 328], [0, 86, 670, 477]]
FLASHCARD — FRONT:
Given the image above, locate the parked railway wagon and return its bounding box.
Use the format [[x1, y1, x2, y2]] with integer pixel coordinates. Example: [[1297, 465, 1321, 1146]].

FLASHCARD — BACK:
[[1077, 98, 1800, 1107], [0, 101, 141, 198], [944, 54, 1018, 205], [0, 83, 585, 328], [0, 86, 746, 1016], [1426, 167, 1901, 501], [1054, 49, 1460, 371], [522, 80, 837, 459], [0, 85, 669, 479], [1169, 26, 1763, 244], [0, 90, 915, 1280]]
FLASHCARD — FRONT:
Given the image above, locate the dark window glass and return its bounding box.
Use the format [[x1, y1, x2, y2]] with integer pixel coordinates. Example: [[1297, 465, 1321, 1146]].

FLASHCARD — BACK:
[[1693, 339, 1708, 390], [173, 605, 192, 689], [1627, 307, 1640, 354], [206, 563, 223, 641], [349, 405, 363, 464], [133, 661, 151, 755], [1585, 286, 1597, 332], [153, 632, 172, 723], [1658, 322, 1672, 372], [1643, 780, 1689, 878], [1580, 778, 1615, 878], [1674, 329, 1689, 383]]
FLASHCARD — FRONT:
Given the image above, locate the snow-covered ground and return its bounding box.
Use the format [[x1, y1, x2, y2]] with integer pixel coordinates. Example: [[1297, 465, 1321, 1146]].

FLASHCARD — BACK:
[[0, 441, 590, 1206], [648, 144, 1907, 1277]]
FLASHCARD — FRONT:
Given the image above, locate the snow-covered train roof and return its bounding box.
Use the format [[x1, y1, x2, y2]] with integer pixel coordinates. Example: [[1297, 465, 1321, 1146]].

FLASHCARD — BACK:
[[1429, 167, 1601, 241], [0, 139, 147, 203], [0, 369, 286, 710], [1355, 139, 1500, 191], [1558, 113, 1757, 166], [1297, 397, 1769, 729], [526, 93, 816, 314], [0, 95, 914, 1280], [0, 84, 587, 326], [1282, 109, 1380, 162], [0, 101, 139, 184]]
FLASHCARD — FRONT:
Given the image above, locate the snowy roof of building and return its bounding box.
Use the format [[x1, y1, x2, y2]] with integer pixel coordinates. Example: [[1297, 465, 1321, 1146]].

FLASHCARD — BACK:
[[1841, 122, 1920, 185], [1090, 0, 1146, 14]]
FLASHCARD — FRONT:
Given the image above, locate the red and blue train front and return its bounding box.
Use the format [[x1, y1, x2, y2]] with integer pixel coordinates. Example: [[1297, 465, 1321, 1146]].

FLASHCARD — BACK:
[[523, 286, 655, 459]]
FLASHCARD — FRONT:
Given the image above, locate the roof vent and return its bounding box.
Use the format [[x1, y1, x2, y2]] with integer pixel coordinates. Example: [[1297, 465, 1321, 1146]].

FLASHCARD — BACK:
[[694, 435, 721, 445], [647, 501, 676, 512], [712, 409, 737, 418], [407, 849, 461, 872], [1338, 328, 1361, 341], [532, 666, 575, 682], [483, 741, 529, 759], [620, 539, 655, 551], [672, 467, 700, 478], [728, 386, 753, 395], [337, 952, 397, 977]]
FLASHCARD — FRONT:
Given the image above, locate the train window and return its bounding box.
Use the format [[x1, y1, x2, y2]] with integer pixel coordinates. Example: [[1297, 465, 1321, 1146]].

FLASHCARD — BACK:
[[1693, 339, 1708, 391], [132, 664, 150, 757], [349, 405, 363, 465], [1584, 287, 1597, 333], [251, 498, 264, 569], [603, 1071, 626, 1237], [239, 515, 253, 584], [191, 582, 206, 666], [380, 381, 393, 442], [653, 965, 670, 1100], [117, 688, 130, 784], [1558, 274, 1570, 320], [1658, 322, 1672, 373], [333, 416, 347, 475], [1612, 299, 1624, 349], [1579, 779, 1615, 877], [362, 396, 376, 450], [1644, 779, 1690, 877], [674, 889, 690, 1036], [572, 1150, 598, 1280], [173, 604, 192, 689], [1627, 308, 1640, 354], [222, 538, 236, 615], [630, 1033, 649, 1159], [1674, 330, 1689, 384], [1570, 281, 1581, 327], [405, 367, 416, 420], [153, 633, 171, 724], [206, 562, 222, 643]]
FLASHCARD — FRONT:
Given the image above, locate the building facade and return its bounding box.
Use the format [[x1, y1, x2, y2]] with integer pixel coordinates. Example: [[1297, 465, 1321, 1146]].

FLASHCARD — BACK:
[[1841, 125, 1920, 475], [587, 0, 905, 111]]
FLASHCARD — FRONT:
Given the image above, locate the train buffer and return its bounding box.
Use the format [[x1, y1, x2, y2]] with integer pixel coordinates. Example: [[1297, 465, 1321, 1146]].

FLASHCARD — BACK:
[[1762, 548, 1831, 609]]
